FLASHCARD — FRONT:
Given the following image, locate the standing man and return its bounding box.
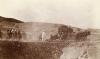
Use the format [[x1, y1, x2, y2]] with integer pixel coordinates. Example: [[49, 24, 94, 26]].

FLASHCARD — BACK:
[[40, 31, 46, 41]]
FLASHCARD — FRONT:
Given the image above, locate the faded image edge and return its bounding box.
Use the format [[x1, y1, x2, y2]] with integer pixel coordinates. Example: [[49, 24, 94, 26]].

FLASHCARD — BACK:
[[0, 16, 98, 59]]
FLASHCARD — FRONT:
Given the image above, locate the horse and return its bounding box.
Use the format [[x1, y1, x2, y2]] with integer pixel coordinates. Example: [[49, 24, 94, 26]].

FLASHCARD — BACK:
[[76, 30, 91, 41], [58, 25, 73, 40]]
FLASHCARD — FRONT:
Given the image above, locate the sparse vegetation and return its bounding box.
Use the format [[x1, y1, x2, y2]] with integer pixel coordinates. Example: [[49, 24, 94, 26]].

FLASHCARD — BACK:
[[0, 41, 65, 59]]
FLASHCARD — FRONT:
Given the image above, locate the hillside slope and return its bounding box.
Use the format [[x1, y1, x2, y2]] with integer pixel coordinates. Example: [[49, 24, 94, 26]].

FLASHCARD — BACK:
[[0, 16, 23, 23]]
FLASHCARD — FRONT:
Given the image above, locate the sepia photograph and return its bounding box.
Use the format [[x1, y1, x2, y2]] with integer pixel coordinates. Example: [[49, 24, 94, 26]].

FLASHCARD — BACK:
[[0, 0, 99, 59]]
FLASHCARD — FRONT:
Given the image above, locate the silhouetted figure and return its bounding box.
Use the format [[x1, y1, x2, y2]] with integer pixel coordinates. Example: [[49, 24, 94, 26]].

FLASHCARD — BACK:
[[12, 29, 16, 40], [17, 30, 22, 40], [7, 29, 13, 40], [21, 31, 26, 40], [39, 32, 46, 41], [14, 30, 18, 40], [0, 29, 2, 39]]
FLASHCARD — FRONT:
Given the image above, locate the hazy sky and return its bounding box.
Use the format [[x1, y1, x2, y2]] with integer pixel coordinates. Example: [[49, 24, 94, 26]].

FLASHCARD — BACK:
[[0, 0, 99, 29]]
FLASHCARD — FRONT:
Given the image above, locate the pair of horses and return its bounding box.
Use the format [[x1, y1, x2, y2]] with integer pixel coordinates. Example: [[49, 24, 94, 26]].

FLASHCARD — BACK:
[[76, 30, 91, 41]]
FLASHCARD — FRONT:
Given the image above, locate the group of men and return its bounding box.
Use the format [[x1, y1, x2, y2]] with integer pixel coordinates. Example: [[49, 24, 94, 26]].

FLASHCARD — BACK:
[[0, 28, 23, 41]]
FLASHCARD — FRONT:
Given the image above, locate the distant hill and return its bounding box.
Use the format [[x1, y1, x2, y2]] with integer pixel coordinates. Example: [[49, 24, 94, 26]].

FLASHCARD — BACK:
[[0, 16, 24, 29], [0, 16, 24, 23]]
